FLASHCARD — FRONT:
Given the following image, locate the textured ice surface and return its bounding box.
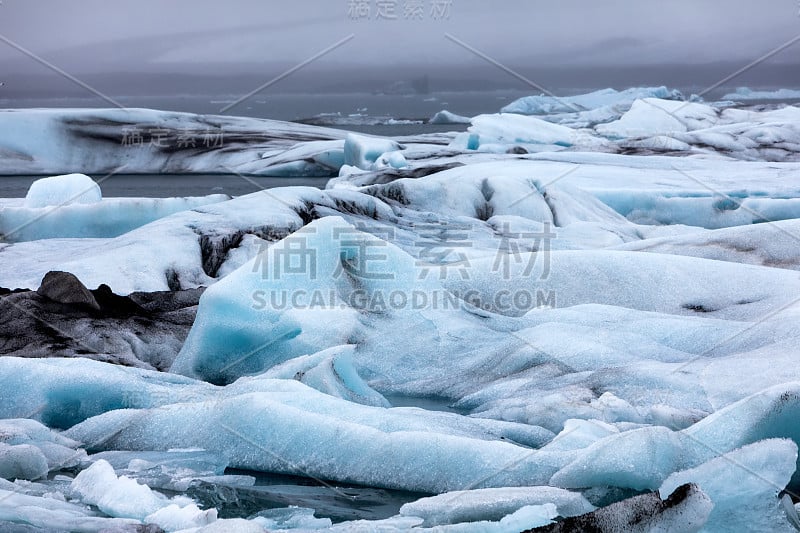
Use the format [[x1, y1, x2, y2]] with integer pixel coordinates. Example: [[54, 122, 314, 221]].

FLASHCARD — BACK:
[[450, 113, 587, 152], [724, 87, 800, 100], [2, 193, 229, 242], [596, 98, 718, 139], [660, 439, 798, 533], [261, 345, 391, 407], [70, 459, 216, 530], [63, 366, 557, 493], [343, 133, 403, 170], [0, 108, 353, 176], [23, 173, 101, 208], [398, 486, 594, 526], [533, 483, 712, 533], [5, 97, 800, 530], [0, 487, 141, 532], [501, 87, 683, 115], [429, 110, 472, 124]]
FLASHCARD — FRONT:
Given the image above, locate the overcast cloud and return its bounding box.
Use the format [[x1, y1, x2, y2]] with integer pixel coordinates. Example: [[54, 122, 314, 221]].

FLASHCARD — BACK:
[[0, 0, 798, 73]]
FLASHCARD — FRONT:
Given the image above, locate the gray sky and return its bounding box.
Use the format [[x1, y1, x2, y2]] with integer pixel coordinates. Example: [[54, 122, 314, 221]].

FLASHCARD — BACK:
[[1, 0, 799, 72]]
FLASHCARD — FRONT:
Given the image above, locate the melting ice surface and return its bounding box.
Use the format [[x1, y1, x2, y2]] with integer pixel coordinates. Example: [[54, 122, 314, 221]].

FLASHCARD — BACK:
[[4, 88, 800, 531]]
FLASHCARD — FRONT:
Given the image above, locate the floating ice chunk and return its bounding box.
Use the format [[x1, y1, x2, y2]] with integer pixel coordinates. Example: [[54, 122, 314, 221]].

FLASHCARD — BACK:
[[252, 506, 332, 530], [66, 390, 564, 493], [0, 419, 86, 475], [0, 418, 81, 449], [660, 439, 798, 533], [429, 110, 472, 124], [450, 113, 578, 151], [723, 87, 800, 101], [91, 449, 230, 492], [70, 459, 216, 529], [343, 133, 402, 170], [0, 487, 140, 531], [23, 173, 101, 208], [399, 486, 594, 526], [501, 87, 683, 115], [70, 459, 172, 519], [596, 98, 718, 139], [145, 503, 217, 531], [618, 135, 692, 152], [549, 426, 691, 491], [372, 149, 408, 170], [684, 382, 800, 487], [2, 194, 230, 242], [261, 345, 390, 407], [338, 163, 364, 177], [188, 518, 266, 532], [0, 443, 49, 481]]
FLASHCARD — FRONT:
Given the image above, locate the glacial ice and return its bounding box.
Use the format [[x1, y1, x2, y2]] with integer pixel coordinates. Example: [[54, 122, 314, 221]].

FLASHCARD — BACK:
[[261, 345, 391, 407], [549, 426, 690, 491], [5, 95, 800, 530], [501, 86, 684, 115], [343, 133, 403, 170], [398, 486, 594, 526], [3, 193, 230, 242], [450, 113, 583, 152], [70, 459, 216, 529], [23, 173, 101, 208], [0, 444, 49, 481], [429, 110, 472, 124], [0, 488, 141, 532], [660, 439, 798, 533], [0, 108, 351, 176], [596, 98, 718, 139], [723, 87, 800, 101], [64, 391, 561, 494]]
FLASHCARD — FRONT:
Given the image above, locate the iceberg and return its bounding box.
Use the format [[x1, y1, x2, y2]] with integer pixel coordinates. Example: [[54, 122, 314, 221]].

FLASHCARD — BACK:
[[429, 110, 472, 125], [596, 98, 719, 139], [449, 113, 582, 152], [2, 193, 230, 242], [70, 459, 216, 529], [343, 133, 404, 171], [0, 108, 356, 176], [501, 87, 684, 115], [660, 439, 798, 533], [23, 173, 101, 208], [398, 486, 594, 526], [723, 87, 800, 101], [65, 388, 562, 494]]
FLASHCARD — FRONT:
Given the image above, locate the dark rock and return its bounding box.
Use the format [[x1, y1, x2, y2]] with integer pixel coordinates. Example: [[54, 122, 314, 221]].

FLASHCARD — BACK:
[[91, 283, 147, 317], [0, 278, 205, 371], [36, 271, 100, 311], [526, 483, 711, 532]]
